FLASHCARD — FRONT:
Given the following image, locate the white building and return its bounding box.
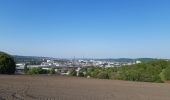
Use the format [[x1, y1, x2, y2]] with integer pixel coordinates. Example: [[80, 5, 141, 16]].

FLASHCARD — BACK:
[[136, 60, 142, 64]]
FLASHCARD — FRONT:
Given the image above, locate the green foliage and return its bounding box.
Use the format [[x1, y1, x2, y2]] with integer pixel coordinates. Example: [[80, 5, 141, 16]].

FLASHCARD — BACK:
[[27, 67, 48, 75], [78, 68, 87, 77], [116, 61, 165, 82], [80, 60, 170, 83], [159, 69, 166, 82], [69, 69, 77, 76], [0, 52, 16, 74], [90, 68, 102, 78], [79, 72, 85, 77], [97, 71, 109, 79], [49, 68, 56, 74], [160, 65, 170, 81]]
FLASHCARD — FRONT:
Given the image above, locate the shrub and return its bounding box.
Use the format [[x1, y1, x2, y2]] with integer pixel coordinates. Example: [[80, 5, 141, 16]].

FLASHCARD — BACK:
[[27, 67, 48, 75], [69, 69, 77, 76], [97, 71, 109, 79], [0, 52, 16, 74], [49, 68, 56, 74], [160, 65, 170, 81], [78, 72, 85, 77]]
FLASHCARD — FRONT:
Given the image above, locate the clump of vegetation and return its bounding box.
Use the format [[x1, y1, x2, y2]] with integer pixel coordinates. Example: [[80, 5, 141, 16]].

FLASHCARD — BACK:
[[160, 65, 170, 81], [27, 67, 48, 75], [49, 68, 56, 74], [97, 72, 109, 79], [27, 67, 57, 75], [69, 69, 77, 76], [0, 52, 16, 74], [70, 60, 170, 83]]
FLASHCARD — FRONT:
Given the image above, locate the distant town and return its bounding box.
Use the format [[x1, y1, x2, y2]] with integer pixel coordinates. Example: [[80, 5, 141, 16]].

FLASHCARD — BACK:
[[15, 55, 159, 75]]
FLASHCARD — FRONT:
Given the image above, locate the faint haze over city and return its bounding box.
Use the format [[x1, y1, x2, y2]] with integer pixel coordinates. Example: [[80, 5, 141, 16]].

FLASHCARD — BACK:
[[0, 0, 170, 58]]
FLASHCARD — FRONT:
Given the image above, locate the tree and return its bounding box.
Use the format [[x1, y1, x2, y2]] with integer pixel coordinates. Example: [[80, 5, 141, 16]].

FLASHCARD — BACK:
[[0, 52, 16, 74], [49, 68, 56, 74]]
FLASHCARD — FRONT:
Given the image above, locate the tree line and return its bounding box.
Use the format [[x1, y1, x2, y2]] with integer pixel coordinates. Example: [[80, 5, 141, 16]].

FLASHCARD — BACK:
[[70, 60, 170, 83]]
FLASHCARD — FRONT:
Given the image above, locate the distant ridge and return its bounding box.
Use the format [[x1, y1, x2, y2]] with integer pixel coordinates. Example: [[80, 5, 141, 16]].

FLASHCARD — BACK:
[[12, 55, 160, 63]]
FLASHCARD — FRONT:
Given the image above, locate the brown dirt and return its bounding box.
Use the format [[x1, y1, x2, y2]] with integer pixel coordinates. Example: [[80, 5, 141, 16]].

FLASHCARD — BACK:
[[0, 75, 169, 100]]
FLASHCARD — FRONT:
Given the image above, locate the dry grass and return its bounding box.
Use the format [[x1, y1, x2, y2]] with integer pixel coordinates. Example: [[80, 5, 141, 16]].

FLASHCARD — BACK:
[[0, 75, 170, 100]]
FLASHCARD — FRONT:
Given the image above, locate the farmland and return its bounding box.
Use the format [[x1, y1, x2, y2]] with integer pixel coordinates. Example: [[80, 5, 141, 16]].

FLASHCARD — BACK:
[[0, 75, 170, 100]]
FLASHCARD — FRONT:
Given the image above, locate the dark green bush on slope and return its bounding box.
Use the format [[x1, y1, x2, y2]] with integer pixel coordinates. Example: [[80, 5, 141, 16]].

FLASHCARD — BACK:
[[0, 52, 16, 74]]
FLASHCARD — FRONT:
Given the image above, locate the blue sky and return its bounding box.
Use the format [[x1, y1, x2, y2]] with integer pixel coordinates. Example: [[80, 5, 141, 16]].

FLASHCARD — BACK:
[[0, 0, 170, 58]]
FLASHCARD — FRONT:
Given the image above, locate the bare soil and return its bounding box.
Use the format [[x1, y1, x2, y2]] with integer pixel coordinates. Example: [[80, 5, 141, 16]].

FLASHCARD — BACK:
[[0, 75, 170, 100]]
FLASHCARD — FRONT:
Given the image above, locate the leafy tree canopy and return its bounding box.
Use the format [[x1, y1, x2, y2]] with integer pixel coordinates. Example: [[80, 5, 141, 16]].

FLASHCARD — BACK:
[[0, 52, 16, 74]]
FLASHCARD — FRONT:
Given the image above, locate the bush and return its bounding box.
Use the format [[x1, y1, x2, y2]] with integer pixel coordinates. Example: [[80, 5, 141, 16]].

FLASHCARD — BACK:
[[49, 68, 56, 74], [27, 67, 48, 75], [160, 65, 170, 81], [0, 52, 16, 74], [78, 72, 85, 77], [97, 71, 109, 79], [69, 69, 77, 76]]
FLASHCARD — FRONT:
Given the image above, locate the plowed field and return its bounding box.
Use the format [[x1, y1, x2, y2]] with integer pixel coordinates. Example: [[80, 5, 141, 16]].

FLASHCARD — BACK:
[[0, 75, 169, 100]]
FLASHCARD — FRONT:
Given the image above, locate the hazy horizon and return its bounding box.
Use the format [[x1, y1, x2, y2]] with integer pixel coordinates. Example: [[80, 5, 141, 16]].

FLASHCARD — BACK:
[[0, 0, 170, 58]]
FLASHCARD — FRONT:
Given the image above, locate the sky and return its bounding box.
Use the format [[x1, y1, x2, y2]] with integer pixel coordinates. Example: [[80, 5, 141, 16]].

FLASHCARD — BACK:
[[0, 0, 170, 58]]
